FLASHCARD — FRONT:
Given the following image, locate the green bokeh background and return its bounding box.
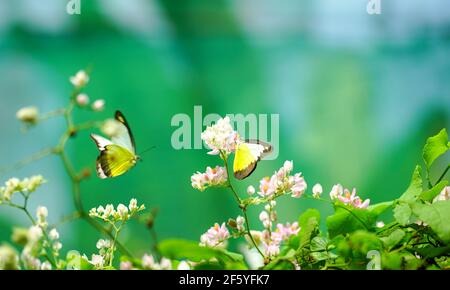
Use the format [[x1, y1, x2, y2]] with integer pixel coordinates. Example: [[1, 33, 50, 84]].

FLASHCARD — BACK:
[[0, 0, 449, 257]]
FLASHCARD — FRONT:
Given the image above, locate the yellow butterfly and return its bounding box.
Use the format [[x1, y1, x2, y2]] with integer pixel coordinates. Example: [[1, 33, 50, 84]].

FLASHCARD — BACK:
[[90, 111, 139, 179], [233, 140, 272, 180]]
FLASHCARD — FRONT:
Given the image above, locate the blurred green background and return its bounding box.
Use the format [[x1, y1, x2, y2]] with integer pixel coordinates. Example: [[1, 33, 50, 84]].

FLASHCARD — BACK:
[[0, 0, 449, 257]]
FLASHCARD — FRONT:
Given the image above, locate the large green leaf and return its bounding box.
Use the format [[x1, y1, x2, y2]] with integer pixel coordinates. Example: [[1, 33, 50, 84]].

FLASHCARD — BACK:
[[411, 200, 450, 243], [422, 128, 449, 170], [296, 209, 320, 249], [158, 239, 244, 265], [380, 229, 405, 250], [398, 165, 423, 203], [393, 203, 412, 225], [326, 202, 391, 238]]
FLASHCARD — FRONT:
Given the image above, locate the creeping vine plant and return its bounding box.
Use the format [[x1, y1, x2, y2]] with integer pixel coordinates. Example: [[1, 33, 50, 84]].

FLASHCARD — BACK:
[[0, 70, 449, 270]]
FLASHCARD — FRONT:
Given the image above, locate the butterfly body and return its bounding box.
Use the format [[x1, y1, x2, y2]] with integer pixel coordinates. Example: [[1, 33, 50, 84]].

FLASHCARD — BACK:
[[91, 111, 138, 179], [233, 140, 272, 180]]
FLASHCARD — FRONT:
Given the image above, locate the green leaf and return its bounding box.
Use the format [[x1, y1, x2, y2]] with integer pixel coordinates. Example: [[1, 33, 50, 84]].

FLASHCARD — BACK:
[[337, 231, 382, 269], [419, 180, 448, 202], [423, 128, 449, 170], [393, 203, 412, 225], [326, 202, 391, 238], [66, 250, 93, 270], [398, 165, 423, 203], [263, 250, 297, 270], [158, 239, 244, 265], [297, 209, 320, 249], [298, 208, 321, 228], [327, 207, 368, 238], [310, 237, 328, 252], [411, 200, 450, 243], [380, 229, 405, 250]]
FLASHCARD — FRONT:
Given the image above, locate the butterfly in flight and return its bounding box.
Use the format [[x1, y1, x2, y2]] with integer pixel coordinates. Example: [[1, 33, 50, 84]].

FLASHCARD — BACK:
[[233, 140, 272, 180], [90, 111, 140, 179]]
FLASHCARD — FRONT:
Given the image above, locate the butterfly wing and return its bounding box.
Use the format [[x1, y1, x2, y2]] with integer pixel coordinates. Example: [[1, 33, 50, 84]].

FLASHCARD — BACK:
[[233, 140, 272, 180], [90, 134, 136, 179], [112, 111, 136, 154], [96, 144, 137, 179]]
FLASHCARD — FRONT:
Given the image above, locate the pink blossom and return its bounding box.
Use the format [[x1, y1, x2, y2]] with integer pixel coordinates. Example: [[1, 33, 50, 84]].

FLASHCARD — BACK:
[[329, 184, 343, 200], [290, 173, 307, 198], [201, 117, 239, 155], [264, 242, 280, 257], [204, 166, 227, 184], [259, 211, 271, 228], [335, 187, 370, 209], [274, 222, 301, 241], [191, 166, 228, 191], [200, 223, 230, 248], [258, 176, 277, 197]]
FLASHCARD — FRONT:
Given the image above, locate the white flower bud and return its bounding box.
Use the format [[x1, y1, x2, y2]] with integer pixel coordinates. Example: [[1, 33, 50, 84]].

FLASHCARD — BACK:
[[16, 106, 39, 124], [92, 99, 105, 112], [247, 185, 256, 195], [312, 183, 323, 198], [76, 93, 89, 106], [49, 228, 59, 240], [70, 70, 89, 88], [117, 204, 129, 219]]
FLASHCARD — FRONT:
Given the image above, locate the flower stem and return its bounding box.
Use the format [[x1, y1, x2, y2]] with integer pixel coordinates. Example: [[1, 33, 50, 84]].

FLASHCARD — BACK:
[[220, 150, 266, 260]]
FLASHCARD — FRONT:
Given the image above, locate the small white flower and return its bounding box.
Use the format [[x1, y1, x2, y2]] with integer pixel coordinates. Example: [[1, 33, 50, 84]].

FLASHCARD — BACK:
[[117, 204, 129, 220], [27, 225, 43, 243], [103, 204, 114, 219], [49, 228, 59, 240], [96, 239, 111, 250], [236, 216, 245, 232], [76, 93, 89, 106], [142, 254, 157, 269], [283, 160, 293, 173], [201, 116, 239, 155], [92, 99, 105, 112], [177, 261, 190, 270], [70, 70, 89, 88], [259, 211, 271, 228], [376, 221, 385, 228], [312, 183, 323, 198], [129, 198, 138, 212], [89, 254, 105, 268], [23, 175, 45, 193], [36, 206, 48, 227], [16, 106, 39, 124], [247, 185, 256, 195], [120, 261, 133, 270], [53, 242, 62, 252], [40, 261, 52, 270], [160, 258, 172, 270], [329, 184, 343, 200]]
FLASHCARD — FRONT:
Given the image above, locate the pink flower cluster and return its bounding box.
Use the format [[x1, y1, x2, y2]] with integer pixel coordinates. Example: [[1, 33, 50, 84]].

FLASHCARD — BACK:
[[199, 223, 230, 248], [258, 204, 300, 257], [330, 184, 370, 209], [201, 117, 239, 156], [257, 161, 307, 198], [191, 166, 228, 191], [259, 222, 300, 257]]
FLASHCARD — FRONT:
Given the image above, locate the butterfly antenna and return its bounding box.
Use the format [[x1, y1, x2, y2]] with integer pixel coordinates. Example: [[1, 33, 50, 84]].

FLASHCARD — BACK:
[[138, 146, 156, 160]]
